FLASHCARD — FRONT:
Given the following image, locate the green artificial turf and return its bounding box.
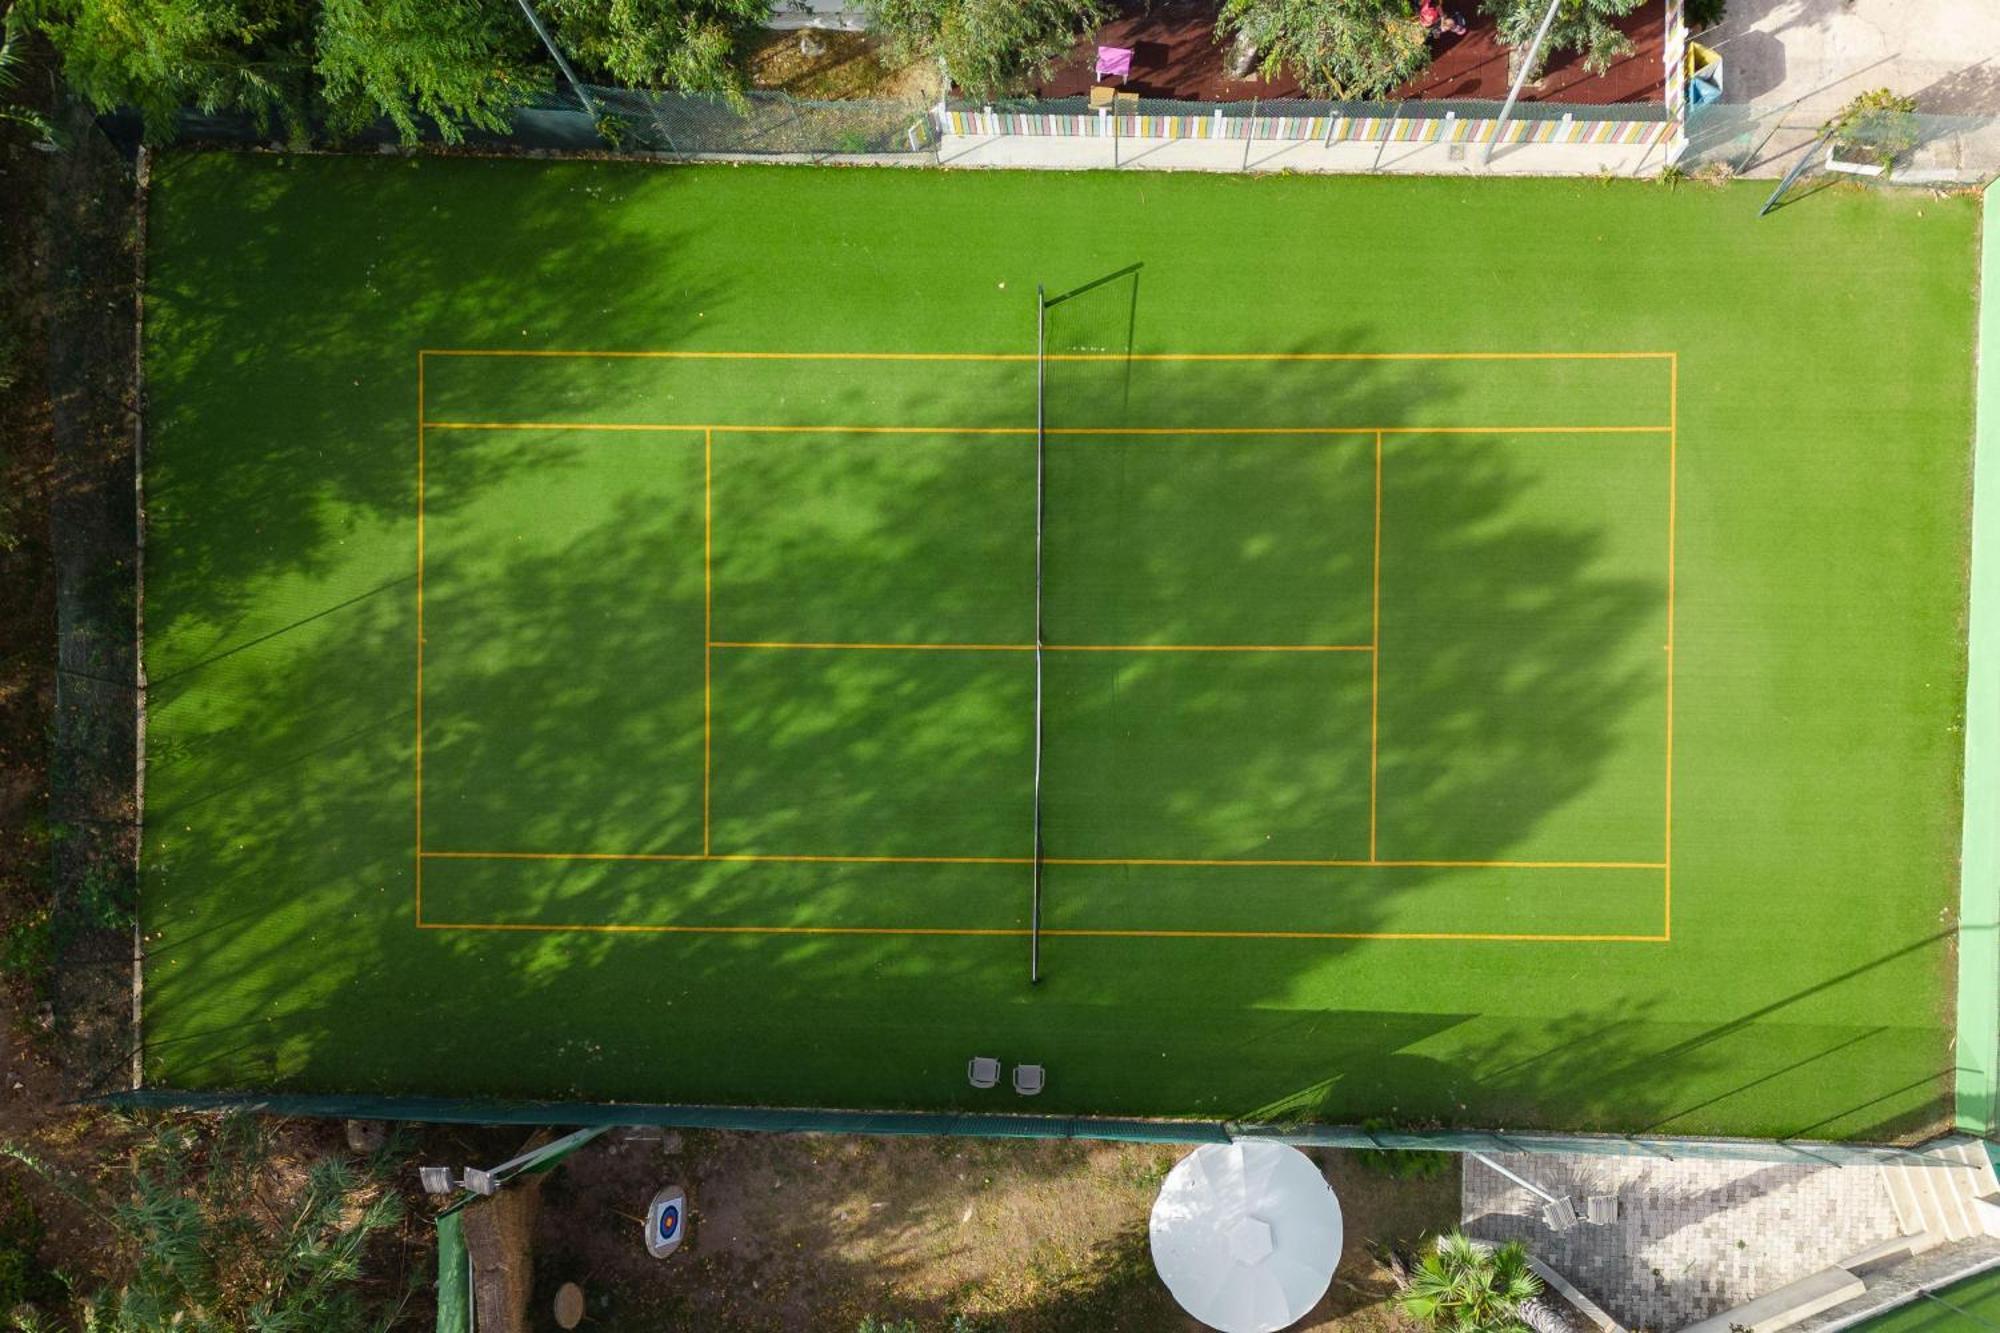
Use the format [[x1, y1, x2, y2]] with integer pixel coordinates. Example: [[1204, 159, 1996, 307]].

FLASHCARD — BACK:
[[140, 154, 1978, 1138], [1851, 1264, 2000, 1330]]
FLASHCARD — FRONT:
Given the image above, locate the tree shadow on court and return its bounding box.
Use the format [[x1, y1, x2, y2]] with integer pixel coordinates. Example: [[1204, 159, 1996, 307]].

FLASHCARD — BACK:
[[140, 150, 729, 671], [134, 159, 1951, 1146], [140, 314, 1699, 1132]]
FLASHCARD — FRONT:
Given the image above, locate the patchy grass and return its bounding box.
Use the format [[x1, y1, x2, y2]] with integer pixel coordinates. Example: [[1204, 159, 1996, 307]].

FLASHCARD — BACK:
[[530, 1132, 1456, 1329]]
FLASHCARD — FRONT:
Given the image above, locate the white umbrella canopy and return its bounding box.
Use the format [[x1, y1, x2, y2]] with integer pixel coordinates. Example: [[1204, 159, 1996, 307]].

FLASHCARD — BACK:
[[1149, 1142, 1344, 1333]]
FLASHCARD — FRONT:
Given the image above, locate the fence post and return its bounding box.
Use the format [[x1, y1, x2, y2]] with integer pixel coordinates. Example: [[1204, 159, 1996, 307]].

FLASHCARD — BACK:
[[510, 0, 601, 125], [1481, 0, 1564, 166], [1372, 103, 1402, 171], [1243, 96, 1257, 170]]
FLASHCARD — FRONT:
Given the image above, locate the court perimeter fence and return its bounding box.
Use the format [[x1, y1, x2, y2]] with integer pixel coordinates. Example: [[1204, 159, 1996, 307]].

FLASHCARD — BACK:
[[103, 2, 1691, 168], [109, 83, 1687, 165], [58, 73, 2000, 1174], [100, 1088, 2000, 1170], [1957, 176, 2000, 1137]]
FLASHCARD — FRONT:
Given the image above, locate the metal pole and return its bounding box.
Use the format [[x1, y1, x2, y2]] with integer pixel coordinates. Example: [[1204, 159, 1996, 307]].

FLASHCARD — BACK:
[[1244, 96, 1257, 170], [511, 0, 601, 123], [1372, 102, 1403, 170], [1757, 129, 1832, 216], [1480, 0, 1564, 167], [1468, 1152, 1563, 1206]]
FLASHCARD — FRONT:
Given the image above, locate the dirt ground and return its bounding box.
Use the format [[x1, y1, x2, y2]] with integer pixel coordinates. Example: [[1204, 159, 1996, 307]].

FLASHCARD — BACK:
[[746, 29, 942, 102], [526, 1130, 1457, 1331]]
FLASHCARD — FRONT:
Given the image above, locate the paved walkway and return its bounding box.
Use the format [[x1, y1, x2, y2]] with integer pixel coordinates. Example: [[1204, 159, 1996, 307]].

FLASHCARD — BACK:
[[1463, 1152, 1902, 1331], [1689, 0, 2000, 179]]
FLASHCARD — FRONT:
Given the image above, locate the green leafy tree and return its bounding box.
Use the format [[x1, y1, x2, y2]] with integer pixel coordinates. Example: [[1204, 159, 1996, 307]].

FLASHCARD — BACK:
[[315, 0, 545, 143], [1396, 1233, 1543, 1333], [542, 0, 770, 101], [17, 0, 309, 140], [0, 7, 58, 143], [1481, 0, 1643, 82], [869, 0, 1107, 98], [1216, 0, 1428, 100]]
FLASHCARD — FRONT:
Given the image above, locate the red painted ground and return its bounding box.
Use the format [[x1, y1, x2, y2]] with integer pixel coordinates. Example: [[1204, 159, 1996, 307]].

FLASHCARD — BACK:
[[1029, 0, 1667, 105]]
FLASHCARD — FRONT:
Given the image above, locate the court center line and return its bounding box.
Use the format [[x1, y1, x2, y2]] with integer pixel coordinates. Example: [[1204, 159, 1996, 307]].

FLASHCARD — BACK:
[[708, 640, 1376, 653], [704, 427, 714, 858], [1370, 430, 1383, 863]]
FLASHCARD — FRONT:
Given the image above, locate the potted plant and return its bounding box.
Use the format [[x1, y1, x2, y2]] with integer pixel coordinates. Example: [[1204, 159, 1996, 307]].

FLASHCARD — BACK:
[[1823, 88, 1920, 177]]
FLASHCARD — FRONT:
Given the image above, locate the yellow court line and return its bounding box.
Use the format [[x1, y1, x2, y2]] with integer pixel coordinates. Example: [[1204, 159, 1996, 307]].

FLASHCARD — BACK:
[[1370, 431, 1383, 863], [414, 919, 1669, 943], [1049, 857, 1664, 870], [704, 428, 714, 858], [417, 849, 1664, 871], [415, 351, 426, 926], [1665, 352, 1678, 941], [422, 420, 1674, 438], [708, 640, 1376, 654], [417, 919, 1030, 937], [420, 348, 1678, 363]]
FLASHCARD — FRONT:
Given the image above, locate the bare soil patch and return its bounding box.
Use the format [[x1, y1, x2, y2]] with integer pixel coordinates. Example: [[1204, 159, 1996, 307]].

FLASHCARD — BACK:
[[530, 1130, 1457, 1331], [747, 29, 941, 102]]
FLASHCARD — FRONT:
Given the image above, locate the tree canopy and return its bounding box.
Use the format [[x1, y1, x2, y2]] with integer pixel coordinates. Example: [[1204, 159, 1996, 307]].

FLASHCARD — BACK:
[[868, 0, 1106, 98], [1481, 0, 1644, 80], [1215, 0, 1428, 100], [18, 0, 774, 142]]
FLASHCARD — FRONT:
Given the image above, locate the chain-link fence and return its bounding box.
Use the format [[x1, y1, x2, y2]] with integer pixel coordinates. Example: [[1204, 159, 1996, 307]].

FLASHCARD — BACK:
[[942, 93, 1673, 148], [578, 84, 936, 156], [107, 1088, 1997, 1169], [109, 84, 939, 161], [46, 111, 143, 1102], [1683, 103, 2000, 184]]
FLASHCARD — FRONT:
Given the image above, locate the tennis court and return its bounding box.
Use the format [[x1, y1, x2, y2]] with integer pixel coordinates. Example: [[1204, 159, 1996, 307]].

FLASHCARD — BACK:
[[415, 347, 1674, 946], [139, 154, 1977, 1139]]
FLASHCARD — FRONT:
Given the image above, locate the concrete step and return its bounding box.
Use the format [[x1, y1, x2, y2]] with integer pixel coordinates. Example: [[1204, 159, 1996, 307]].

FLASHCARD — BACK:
[[1678, 1266, 1865, 1333], [1877, 1142, 2000, 1244], [1882, 1162, 1923, 1238], [1940, 1139, 2000, 1199], [1916, 1164, 1967, 1241]]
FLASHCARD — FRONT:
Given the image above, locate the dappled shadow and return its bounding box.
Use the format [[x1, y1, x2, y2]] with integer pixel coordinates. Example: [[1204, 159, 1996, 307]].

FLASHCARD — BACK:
[[133, 154, 1956, 1147]]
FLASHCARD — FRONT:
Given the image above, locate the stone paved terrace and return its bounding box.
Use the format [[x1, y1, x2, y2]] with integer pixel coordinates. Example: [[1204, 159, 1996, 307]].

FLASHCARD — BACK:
[[1463, 1152, 1903, 1331]]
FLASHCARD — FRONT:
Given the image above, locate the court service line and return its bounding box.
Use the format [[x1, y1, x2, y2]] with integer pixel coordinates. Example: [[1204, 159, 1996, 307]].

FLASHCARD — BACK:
[[417, 849, 1665, 871], [420, 348, 1678, 363], [414, 919, 1670, 943], [421, 420, 1674, 438], [708, 640, 1377, 654]]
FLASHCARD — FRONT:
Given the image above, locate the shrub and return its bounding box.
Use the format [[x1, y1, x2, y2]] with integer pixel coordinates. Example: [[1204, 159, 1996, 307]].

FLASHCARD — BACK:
[[1395, 1232, 1542, 1332]]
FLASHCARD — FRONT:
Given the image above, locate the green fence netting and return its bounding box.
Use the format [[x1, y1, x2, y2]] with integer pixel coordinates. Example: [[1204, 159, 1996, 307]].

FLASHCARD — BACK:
[[103, 1089, 1997, 1169], [47, 114, 142, 1103], [1956, 178, 2000, 1135]]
